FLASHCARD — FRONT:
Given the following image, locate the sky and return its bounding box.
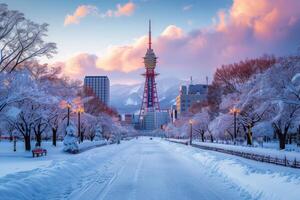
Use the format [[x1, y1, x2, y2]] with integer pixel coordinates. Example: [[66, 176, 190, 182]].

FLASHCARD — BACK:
[[2, 0, 300, 85]]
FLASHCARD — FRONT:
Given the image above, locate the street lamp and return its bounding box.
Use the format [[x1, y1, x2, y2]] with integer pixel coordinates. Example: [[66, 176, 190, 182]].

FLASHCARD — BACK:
[[189, 119, 193, 145], [77, 107, 84, 143], [66, 103, 71, 126], [229, 107, 240, 144]]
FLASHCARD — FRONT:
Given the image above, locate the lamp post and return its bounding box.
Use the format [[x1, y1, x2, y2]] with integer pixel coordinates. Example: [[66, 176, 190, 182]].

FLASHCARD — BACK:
[[189, 119, 193, 145], [13, 136, 17, 152], [230, 107, 240, 144], [77, 107, 84, 143], [66, 103, 71, 126]]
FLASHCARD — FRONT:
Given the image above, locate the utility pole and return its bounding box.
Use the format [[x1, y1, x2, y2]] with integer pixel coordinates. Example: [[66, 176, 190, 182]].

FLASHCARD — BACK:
[[234, 111, 237, 143], [78, 111, 80, 143], [189, 120, 193, 145], [67, 105, 70, 126]]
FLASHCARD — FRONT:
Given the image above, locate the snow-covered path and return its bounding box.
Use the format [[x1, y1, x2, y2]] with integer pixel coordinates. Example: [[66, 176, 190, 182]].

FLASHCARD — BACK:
[[1, 137, 300, 200], [70, 138, 244, 200]]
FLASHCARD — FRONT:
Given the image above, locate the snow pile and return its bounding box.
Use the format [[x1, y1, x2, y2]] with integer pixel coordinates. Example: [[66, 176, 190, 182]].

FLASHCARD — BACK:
[[193, 141, 300, 161], [0, 140, 134, 200], [163, 141, 300, 200], [63, 124, 79, 153]]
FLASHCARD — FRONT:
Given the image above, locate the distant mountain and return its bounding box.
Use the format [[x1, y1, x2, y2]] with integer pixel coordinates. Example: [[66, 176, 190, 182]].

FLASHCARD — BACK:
[[110, 77, 186, 114]]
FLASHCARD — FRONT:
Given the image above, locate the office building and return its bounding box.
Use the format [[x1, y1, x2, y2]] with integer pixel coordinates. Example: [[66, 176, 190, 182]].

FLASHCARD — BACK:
[[84, 76, 110, 105], [176, 81, 208, 115]]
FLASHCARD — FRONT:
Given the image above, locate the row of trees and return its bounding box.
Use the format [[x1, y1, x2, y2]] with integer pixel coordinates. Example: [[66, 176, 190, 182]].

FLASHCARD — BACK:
[[166, 55, 300, 150], [0, 3, 135, 151], [0, 63, 131, 151]]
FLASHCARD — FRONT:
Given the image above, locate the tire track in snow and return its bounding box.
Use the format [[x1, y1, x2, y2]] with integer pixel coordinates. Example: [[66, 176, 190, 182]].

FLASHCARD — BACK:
[[127, 150, 144, 200]]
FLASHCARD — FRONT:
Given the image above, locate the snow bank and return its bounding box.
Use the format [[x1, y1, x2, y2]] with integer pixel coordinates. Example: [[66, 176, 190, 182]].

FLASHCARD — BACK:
[[0, 139, 107, 178], [0, 140, 133, 200], [0, 141, 64, 177], [163, 140, 300, 200], [193, 141, 300, 161], [167, 138, 300, 161]]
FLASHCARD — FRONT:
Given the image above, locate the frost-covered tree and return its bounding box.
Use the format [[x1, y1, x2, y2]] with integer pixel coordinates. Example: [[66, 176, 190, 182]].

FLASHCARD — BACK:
[[94, 125, 103, 141], [63, 122, 79, 153], [0, 4, 56, 73], [192, 108, 210, 142]]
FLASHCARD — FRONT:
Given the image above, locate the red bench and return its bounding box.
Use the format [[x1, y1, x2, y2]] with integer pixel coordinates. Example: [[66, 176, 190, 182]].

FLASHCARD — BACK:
[[32, 148, 47, 157]]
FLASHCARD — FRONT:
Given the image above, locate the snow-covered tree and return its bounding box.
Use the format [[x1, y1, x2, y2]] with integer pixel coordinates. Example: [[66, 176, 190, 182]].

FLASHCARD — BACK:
[[191, 108, 211, 142], [94, 125, 103, 141], [0, 4, 56, 73], [63, 122, 79, 153]]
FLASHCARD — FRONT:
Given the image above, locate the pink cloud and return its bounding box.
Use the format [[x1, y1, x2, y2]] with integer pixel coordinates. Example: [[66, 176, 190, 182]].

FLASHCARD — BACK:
[[60, 0, 300, 83], [54, 53, 98, 77], [161, 25, 184, 39], [64, 2, 136, 26], [222, 0, 300, 40], [64, 5, 97, 26], [53, 53, 143, 85], [96, 36, 147, 72], [115, 2, 136, 17]]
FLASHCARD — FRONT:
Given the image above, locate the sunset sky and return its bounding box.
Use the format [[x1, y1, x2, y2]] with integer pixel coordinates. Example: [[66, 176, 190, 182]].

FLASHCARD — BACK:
[[3, 0, 300, 85]]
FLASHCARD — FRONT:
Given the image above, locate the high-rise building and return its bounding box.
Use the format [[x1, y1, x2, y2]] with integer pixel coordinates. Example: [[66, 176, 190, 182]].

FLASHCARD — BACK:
[[84, 76, 110, 105], [176, 79, 208, 115]]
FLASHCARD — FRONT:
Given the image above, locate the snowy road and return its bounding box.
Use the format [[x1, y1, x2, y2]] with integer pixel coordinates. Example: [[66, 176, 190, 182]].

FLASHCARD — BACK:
[[70, 138, 244, 200], [1, 137, 300, 200]]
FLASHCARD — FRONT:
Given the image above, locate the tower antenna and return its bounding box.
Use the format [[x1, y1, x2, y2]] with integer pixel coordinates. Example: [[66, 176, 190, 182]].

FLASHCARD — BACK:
[[149, 19, 151, 49]]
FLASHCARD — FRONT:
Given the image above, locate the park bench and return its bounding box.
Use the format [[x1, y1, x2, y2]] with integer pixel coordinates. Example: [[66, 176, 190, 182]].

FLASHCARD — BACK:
[[32, 148, 47, 157]]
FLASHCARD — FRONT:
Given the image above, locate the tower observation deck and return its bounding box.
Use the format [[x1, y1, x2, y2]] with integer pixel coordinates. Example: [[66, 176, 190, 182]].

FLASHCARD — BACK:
[[139, 20, 160, 118]]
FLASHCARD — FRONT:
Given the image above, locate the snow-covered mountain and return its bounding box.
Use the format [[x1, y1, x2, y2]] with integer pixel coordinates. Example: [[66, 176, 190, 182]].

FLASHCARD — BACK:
[[110, 77, 186, 114]]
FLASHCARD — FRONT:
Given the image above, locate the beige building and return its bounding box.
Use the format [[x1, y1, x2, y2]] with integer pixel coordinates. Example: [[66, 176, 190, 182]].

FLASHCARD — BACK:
[[176, 84, 208, 115]]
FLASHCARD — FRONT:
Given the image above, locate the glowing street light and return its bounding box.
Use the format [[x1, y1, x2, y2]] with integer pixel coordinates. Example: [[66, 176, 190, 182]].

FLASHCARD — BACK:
[[229, 107, 240, 144], [60, 100, 72, 127]]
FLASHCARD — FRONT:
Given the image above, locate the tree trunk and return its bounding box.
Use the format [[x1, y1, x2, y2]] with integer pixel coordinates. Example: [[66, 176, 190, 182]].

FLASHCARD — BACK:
[[210, 134, 214, 143], [52, 128, 57, 146], [246, 128, 253, 146], [201, 132, 205, 142], [80, 131, 84, 142], [24, 135, 31, 151], [278, 133, 286, 150], [36, 134, 42, 147]]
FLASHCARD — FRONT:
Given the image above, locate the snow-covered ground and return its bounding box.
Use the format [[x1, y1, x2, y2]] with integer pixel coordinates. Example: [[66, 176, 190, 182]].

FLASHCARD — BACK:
[[1, 137, 300, 200], [0, 140, 106, 177]]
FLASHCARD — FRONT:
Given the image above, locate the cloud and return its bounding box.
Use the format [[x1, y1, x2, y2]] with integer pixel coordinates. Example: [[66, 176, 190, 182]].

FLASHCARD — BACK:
[[60, 0, 300, 83], [102, 2, 136, 18], [55, 53, 98, 76], [64, 5, 97, 26], [96, 36, 147, 72], [95, 0, 300, 74], [183, 4, 193, 11], [161, 25, 184, 39], [64, 2, 136, 25], [115, 2, 136, 17], [54, 53, 144, 85]]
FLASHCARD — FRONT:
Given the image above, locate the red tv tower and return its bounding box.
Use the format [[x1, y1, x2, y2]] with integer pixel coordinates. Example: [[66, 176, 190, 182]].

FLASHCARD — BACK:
[[139, 20, 160, 119]]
